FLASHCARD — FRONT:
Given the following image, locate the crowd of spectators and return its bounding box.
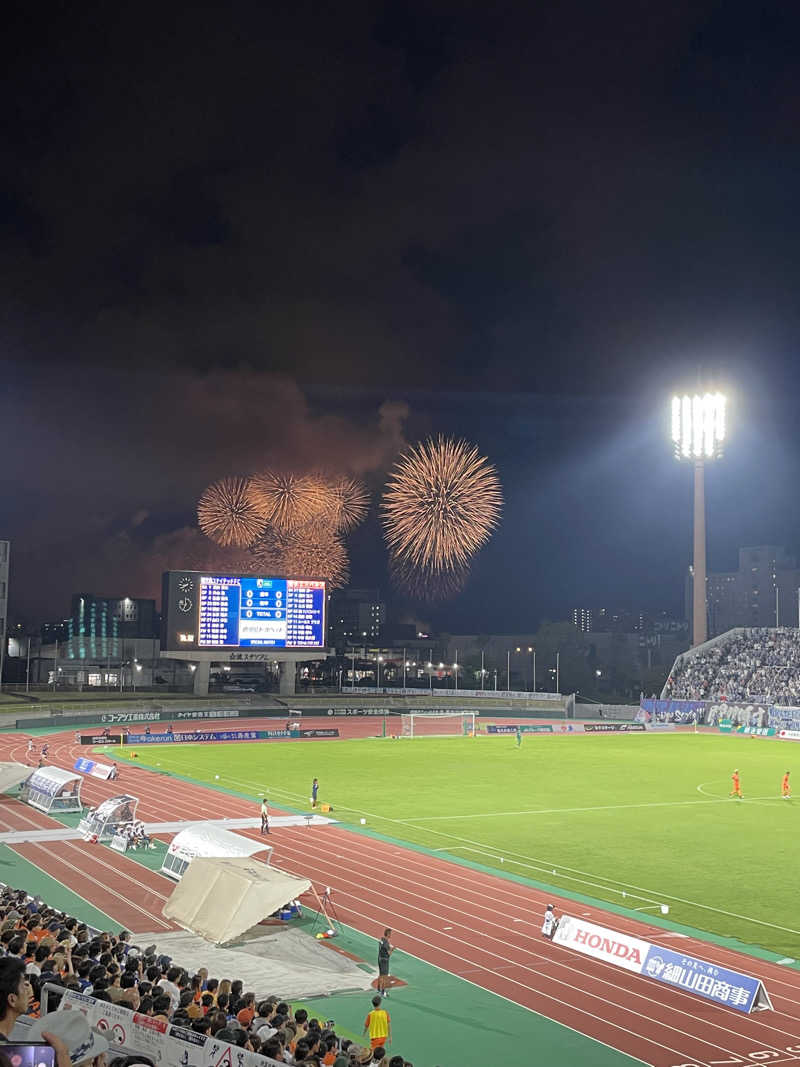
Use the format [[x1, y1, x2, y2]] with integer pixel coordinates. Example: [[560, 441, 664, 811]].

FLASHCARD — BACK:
[[664, 628, 800, 705], [0, 886, 416, 1067]]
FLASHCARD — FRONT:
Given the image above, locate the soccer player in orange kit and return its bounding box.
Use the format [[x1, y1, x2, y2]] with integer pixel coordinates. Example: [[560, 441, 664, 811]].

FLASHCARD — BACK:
[[782, 771, 791, 799], [730, 769, 743, 798]]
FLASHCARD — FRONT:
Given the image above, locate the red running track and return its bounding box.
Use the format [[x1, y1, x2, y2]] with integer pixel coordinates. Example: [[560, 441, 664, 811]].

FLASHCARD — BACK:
[[1, 721, 800, 1067]]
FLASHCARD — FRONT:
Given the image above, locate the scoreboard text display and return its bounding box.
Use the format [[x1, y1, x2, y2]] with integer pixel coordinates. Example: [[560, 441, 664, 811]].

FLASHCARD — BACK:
[[161, 571, 327, 652]]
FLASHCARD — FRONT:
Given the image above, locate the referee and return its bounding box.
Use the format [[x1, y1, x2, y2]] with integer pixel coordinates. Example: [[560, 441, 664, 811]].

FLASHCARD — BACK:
[[377, 928, 394, 997]]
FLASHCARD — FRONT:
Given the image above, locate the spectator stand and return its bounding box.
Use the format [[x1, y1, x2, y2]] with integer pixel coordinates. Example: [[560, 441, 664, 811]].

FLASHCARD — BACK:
[[663, 627, 800, 707], [77, 794, 138, 841], [161, 824, 273, 880], [21, 985, 284, 1067], [20, 766, 83, 814]]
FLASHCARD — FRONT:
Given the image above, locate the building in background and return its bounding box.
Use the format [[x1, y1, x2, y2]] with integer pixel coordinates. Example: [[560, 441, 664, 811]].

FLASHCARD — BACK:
[[65, 594, 158, 663], [571, 607, 593, 632], [328, 588, 386, 647], [688, 545, 800, 637]]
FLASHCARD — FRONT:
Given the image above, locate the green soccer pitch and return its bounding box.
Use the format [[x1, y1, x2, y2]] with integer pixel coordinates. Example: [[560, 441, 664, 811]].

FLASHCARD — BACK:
[[119, 732, 800, 957]]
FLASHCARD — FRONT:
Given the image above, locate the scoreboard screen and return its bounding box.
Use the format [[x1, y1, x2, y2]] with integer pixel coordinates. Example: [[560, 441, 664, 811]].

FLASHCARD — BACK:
[[161, 571, 326, 652]]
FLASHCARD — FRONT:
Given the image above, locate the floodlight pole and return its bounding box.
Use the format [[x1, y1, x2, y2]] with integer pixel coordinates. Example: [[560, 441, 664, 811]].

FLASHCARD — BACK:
[[692, 460, 708, 647]]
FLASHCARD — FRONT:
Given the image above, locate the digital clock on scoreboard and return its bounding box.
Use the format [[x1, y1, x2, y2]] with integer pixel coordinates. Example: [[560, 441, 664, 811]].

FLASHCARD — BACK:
[[161, 571, 327, 652]]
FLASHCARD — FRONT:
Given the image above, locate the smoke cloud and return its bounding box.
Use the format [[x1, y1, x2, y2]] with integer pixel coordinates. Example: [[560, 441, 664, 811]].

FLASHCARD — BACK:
[[1, 364, 408, 621]]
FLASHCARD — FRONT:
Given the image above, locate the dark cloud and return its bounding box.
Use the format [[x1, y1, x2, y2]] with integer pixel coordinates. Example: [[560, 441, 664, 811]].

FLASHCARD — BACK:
[[4, 2, 800, 625], [1, 364, 408, 620]]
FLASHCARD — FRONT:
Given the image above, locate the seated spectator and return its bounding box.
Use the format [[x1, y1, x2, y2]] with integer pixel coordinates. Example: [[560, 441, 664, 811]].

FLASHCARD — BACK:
[[0, 960, 33, 1034], [236, 991, 256, 1027], [157, 966, 181, 1013], [151, 993, 172, 1020]]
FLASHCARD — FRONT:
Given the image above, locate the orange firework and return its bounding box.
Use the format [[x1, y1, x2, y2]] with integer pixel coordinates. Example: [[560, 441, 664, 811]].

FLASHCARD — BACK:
[[197, 477, 267, 547], [381, 436, 502, 573], [248, 471, 329, 531], [389, 557, 469, 601], [251, 524, 349, 589], [325, 475, 369, 532]]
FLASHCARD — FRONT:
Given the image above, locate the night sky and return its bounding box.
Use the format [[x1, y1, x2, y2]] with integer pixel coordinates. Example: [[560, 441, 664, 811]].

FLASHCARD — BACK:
[[4, 2, 800, 631]]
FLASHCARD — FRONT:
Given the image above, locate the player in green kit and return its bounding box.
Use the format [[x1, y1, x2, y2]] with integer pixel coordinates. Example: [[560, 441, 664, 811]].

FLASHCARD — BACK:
[[516, 725, 522, 747]]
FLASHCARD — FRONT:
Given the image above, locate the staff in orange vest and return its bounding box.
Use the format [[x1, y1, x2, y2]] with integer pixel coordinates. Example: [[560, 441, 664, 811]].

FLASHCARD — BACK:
[[730, 769, 743, 798], [782, 771, 791, 799]]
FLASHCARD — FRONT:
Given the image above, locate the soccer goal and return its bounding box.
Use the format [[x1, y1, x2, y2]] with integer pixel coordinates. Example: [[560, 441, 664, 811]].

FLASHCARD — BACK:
[[400, 712, 476, 738]]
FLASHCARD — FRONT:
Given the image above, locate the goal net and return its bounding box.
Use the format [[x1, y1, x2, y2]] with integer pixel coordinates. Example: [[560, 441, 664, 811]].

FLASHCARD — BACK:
[[400, 712, 476, 738]]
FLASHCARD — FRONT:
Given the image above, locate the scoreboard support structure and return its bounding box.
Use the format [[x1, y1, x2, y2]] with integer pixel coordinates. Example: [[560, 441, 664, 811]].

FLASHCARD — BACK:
[[160, 571, 333, 696], [158, 649, 328, 696]]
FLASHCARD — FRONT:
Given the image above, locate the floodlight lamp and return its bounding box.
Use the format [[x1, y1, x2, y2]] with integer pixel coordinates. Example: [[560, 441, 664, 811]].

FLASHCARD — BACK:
[[671, 392, 726, 461]]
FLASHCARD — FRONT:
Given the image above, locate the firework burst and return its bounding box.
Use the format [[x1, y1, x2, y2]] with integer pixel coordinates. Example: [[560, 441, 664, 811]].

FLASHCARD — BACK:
[[381, 436, 502, 573], [197, 477, 267, 547], [248, 471, 329, 531], [251, 523, 350, 589], [389, 557, 470, 601], [324, 476, 369, 532]]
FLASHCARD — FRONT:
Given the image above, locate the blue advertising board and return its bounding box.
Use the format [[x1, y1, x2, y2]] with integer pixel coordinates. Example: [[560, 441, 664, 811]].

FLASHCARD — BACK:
[[73, 758, 96, 775], [126, 729, 288, 744], [639, 698, 707, 723], [641, 945, 772, 1013]]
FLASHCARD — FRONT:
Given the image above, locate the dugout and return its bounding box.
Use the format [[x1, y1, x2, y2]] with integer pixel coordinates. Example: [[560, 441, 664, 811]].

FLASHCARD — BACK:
[[77, 794, 138, 840], [160, 824, 272, 881], [20, 767, 83, 814]]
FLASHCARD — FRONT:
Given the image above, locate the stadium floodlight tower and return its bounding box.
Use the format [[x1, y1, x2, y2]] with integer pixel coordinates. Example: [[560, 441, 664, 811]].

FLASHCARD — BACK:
[[671, 392, 727, 646]]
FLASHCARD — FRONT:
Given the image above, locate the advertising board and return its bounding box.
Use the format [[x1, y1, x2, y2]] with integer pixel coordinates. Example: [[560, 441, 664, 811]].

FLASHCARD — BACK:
[[583, 722, 645, 733], [553, 915, 772, 1013]]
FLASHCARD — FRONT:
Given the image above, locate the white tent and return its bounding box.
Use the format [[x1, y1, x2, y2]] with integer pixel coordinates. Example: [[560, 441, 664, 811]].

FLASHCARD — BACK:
[[162, 856, 312, 944], [160, 823, 272, 880], [20, 767, 82, 813], [0, 763, 34, 795], [77, 794, 138, 840]]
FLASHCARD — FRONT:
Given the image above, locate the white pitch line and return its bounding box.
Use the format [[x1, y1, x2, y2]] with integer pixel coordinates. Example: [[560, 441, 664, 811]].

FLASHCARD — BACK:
[[127, 756, 800, 941], [696, 780, 786, 803], [402, 798, 731, 821]]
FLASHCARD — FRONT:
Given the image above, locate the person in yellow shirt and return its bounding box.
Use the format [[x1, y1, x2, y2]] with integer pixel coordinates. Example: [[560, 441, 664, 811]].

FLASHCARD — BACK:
[[363, 994, 391, 1050]]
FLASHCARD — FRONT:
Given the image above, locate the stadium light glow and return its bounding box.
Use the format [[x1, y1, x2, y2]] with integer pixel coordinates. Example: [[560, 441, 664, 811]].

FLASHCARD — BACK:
[[670, 390, 727, 647], [671, 393, 726, 460]]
